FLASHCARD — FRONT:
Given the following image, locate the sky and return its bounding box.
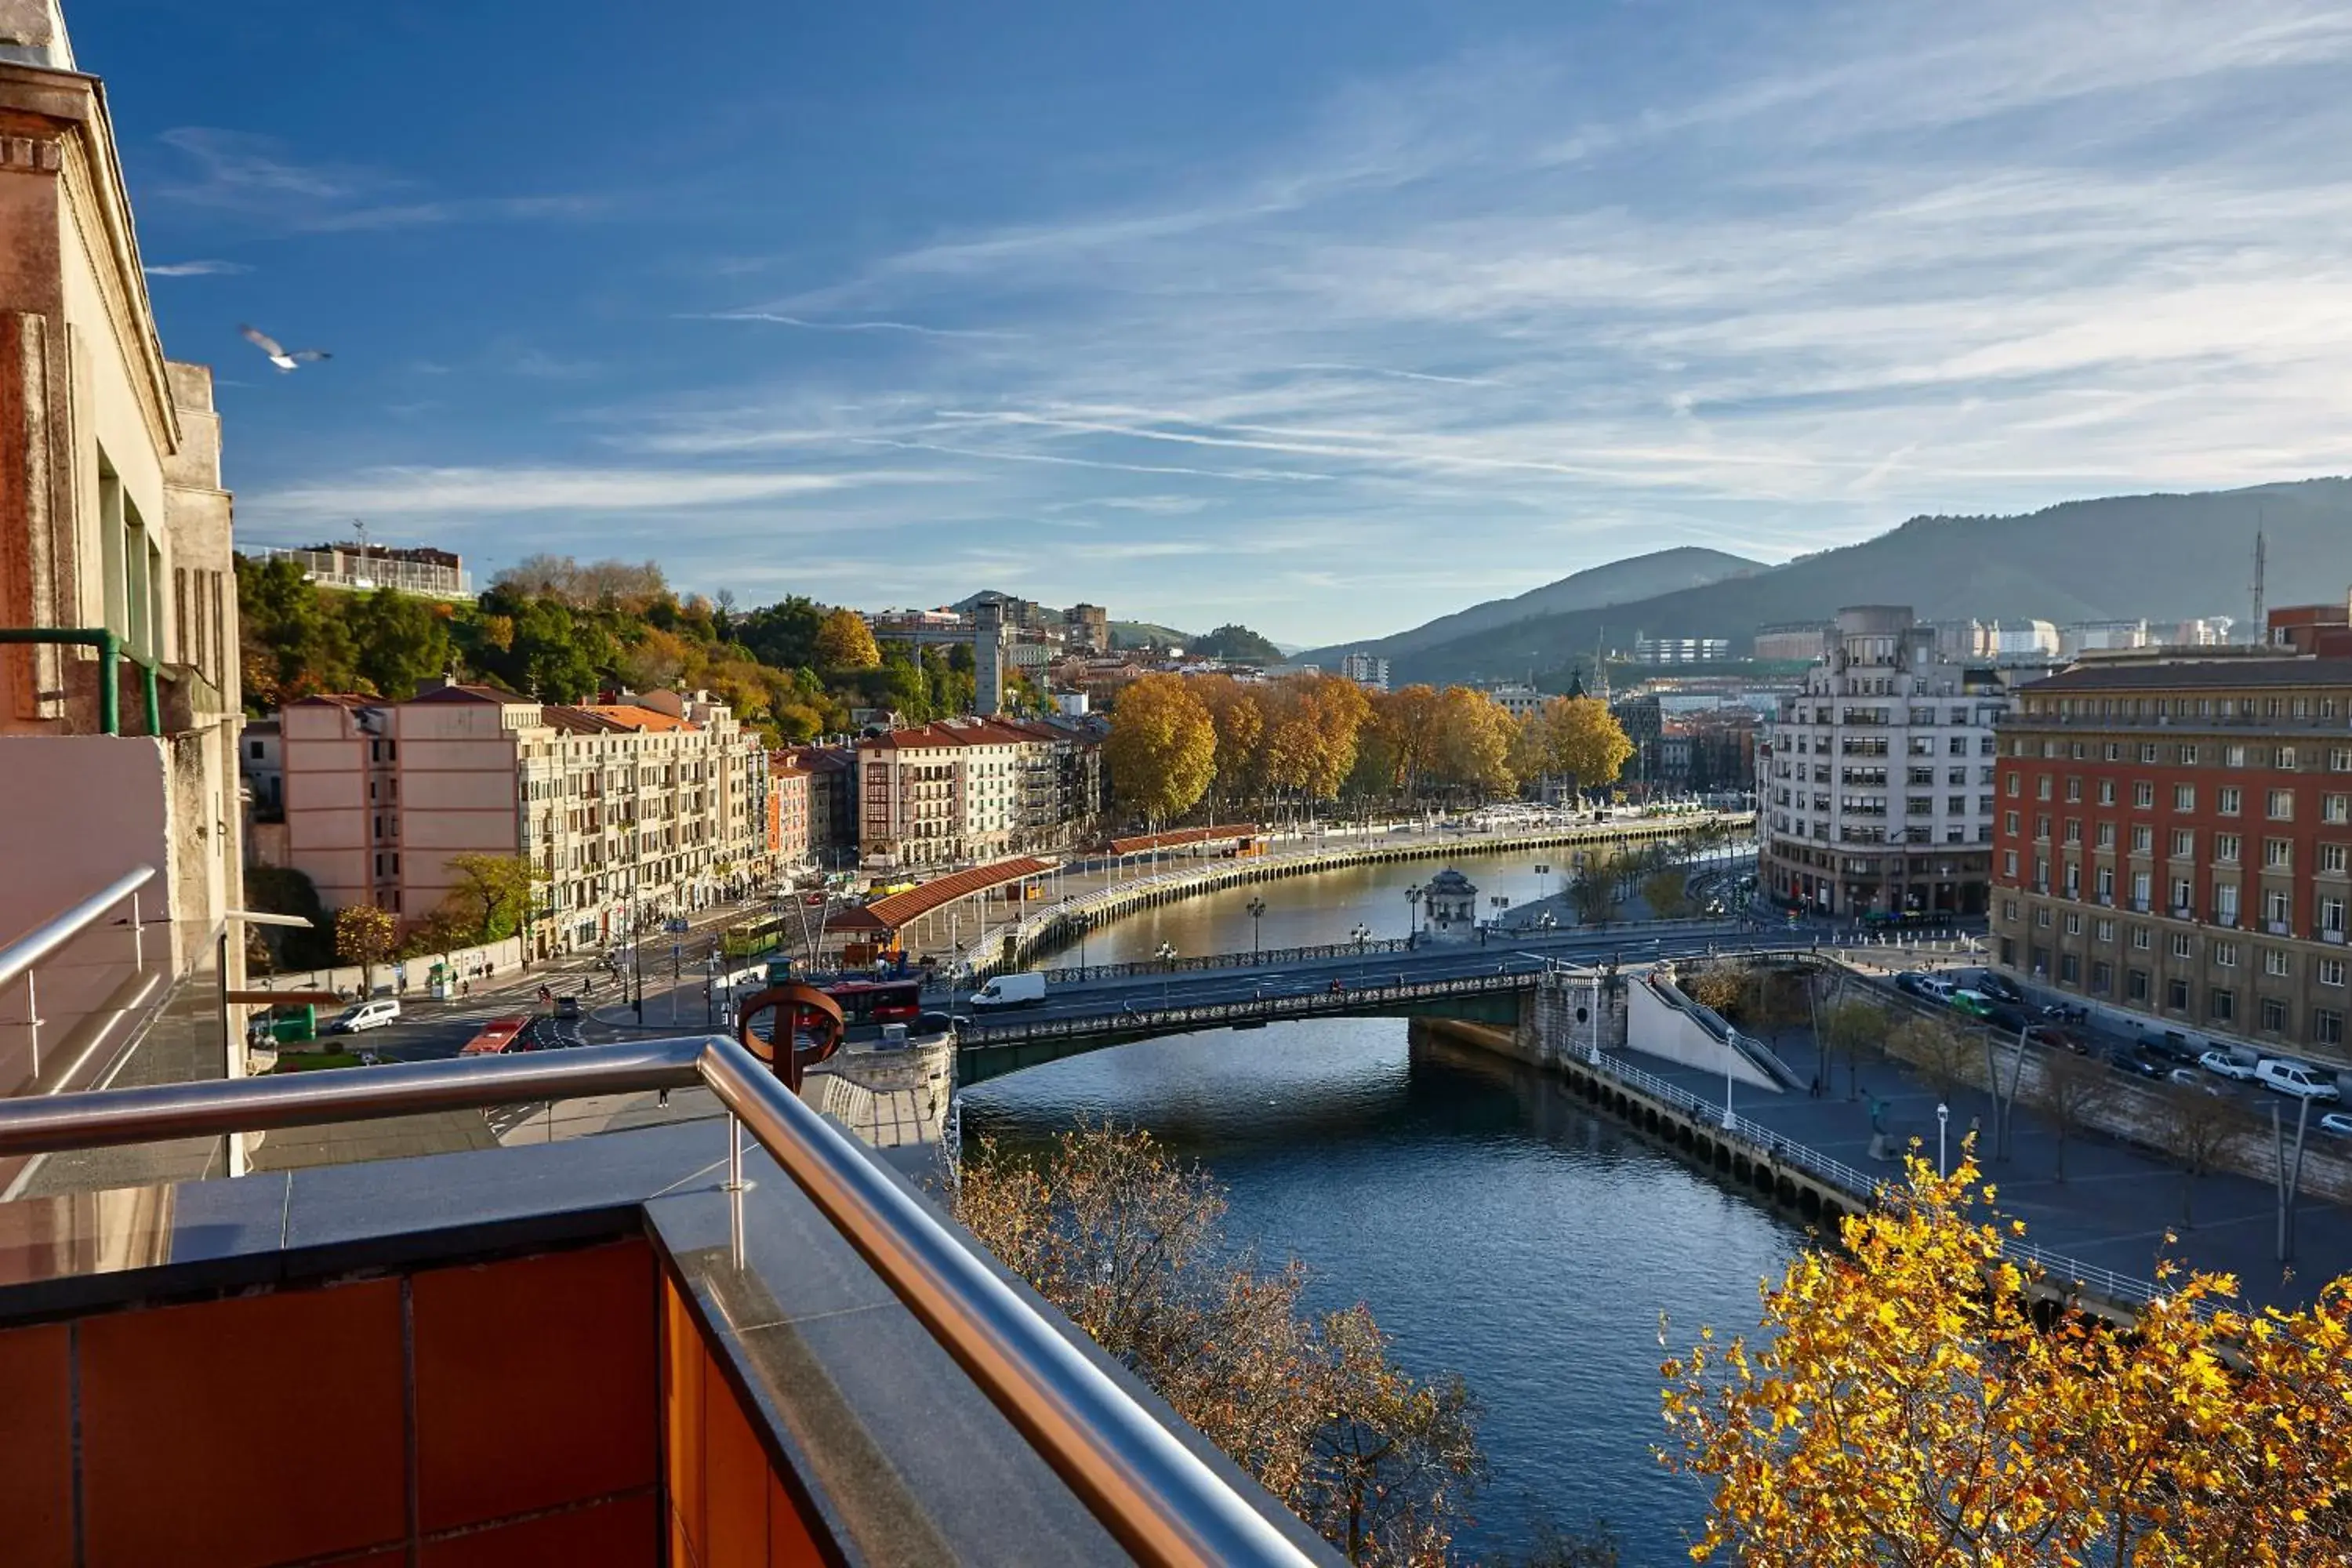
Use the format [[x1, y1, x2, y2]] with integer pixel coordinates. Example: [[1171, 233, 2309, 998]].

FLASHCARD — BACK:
[[86, 0, 2352, 645]]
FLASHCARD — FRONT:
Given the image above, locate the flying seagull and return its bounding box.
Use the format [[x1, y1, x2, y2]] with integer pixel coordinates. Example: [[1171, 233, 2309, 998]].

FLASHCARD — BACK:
[[239, 325, 332, 372]]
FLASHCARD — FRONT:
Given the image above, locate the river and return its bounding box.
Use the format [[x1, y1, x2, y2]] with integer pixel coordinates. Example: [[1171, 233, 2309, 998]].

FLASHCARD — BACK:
[[958, 845, 1804, 1563]]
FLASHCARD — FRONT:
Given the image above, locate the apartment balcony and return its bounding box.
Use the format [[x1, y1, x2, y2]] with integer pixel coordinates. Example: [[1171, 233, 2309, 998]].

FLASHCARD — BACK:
[[0, 1039, 1331, 1566]]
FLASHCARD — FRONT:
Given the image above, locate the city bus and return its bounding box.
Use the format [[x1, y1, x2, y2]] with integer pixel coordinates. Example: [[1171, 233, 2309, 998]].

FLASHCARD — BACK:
[[459, 1016, 530, 1056], [818, 979, 924, 1027]]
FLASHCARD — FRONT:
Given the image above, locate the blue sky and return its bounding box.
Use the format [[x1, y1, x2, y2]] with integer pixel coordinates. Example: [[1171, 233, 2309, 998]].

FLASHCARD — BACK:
[[92, 0, 2352, 644]]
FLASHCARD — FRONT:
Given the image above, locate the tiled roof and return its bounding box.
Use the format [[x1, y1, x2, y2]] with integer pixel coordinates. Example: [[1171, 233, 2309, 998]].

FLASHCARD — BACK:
[[858, 857, 1056, 931], [410, 683, 530, 704], [855, 719, 1047, 750], [577, 704, 699, 733], [2022, 656, 2352, 692], [1105, 823, 1259, 855]]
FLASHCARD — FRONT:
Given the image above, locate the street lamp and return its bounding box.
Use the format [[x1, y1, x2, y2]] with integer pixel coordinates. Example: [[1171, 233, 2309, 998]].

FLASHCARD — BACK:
[[1937, 1101, 1950, 1175], [1350, 923, 1371, 950], [1247, 896, 1267, 958], [1156, 942, 1178, 1005], [1406, 885, 1423, 944]]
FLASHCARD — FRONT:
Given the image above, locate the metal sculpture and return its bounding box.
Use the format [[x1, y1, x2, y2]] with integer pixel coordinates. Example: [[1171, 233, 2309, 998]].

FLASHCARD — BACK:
[[734, 981, 847, 1092]]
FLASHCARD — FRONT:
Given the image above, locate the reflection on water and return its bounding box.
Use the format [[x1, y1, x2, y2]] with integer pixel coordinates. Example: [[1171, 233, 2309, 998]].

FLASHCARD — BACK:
[[1045, 847, 1621, 971], [961, 1015, 1805, 1563]]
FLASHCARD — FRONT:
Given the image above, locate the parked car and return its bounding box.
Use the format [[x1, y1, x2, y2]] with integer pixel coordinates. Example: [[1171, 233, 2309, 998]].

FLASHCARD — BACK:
[[2139, 1033, 2203, 1066], [2109, 1049, 2169, 1080], [2199, 1050, 2262, 1082], [2318, 1112, 2352, 1138], [554, 994, 581, 1021], [2254, 1059, 2343, 1102], [1975, 973, 2024, 1004], [1949, 989, 1996, 1018], [2166, 1067, 2223, 1094], [1914, 975, 1956, 1004], [1984, 1003, 2030, 1033], [2034, 1025, 2090, 1054], [1893, 971, 1934, 998], [324, 998, 401, 1035]]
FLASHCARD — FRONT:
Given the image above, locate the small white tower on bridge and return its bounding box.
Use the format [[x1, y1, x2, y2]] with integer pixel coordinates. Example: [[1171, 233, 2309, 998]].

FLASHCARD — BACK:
[[1421, 868, 1479, 942]]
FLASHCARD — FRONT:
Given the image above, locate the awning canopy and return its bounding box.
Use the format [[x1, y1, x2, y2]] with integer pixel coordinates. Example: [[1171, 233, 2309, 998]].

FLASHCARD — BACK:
[[838, 856, 1056, 934], [1104, 823, 1259, 855]]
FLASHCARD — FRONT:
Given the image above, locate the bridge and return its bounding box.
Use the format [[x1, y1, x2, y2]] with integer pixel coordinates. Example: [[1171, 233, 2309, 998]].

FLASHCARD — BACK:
[[949, 919, 1803, 1084]]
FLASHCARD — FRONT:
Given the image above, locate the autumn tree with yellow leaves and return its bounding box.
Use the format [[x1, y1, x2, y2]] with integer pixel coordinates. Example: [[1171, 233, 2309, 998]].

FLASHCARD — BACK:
[[1523, 695, 1634, 803], [1661, 1152, 2352, 1566], [1104, 673, 1218, 826]]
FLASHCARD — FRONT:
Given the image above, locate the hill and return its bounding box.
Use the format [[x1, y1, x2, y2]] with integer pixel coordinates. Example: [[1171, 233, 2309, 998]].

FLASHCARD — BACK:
[[1297, 546, 1762, 668], [1384, 478, 2352, 687], [1110, 620, 1193, 650]]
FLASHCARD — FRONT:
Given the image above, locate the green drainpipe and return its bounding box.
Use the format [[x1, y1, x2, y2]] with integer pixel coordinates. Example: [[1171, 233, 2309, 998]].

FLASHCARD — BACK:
[[0, 627, 162, 736]]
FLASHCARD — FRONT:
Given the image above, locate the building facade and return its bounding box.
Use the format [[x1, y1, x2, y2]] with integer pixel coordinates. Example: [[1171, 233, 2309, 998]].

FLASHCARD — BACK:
[[1632, 635, 1732, 665], [258, 542, 468, 600], [1752, 623, 1833, 663], [1988, 653, 2352, 1065], [1064, 603, 1109, 652], [768, 759, 811, 872], [852, 717, 1103, 868], [278, 686, 768, 956], [1, 7, 247, 1012], [1338, 651, 1391, 691], [1761, 607, 2008, 917], [782, 746, 856, 866]]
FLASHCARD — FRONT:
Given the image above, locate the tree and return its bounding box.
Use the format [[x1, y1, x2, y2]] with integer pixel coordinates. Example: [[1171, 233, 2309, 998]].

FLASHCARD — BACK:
[[1663, 1153, 2352, 1566], [441, 852, 538, 944], [1888, 1013, 1973, 1104], [240, 865, 334, 971], [2033, 1044, 2112, 1182], [1105, 674, 1217, 826], [1529, 696, 1633, 800], [813, 608, 880, 670], [956, 1125, 1486, 1566], [333, 905, 397, 995], [346, 587, 452, 699], [2158, 1083, 2251, 1227], [1816, 996, 1886, 1099], [731, 595, 826, 670], [1682, 965, 1744, 1017], [1640, 866, 1692, 920], [1566, 869, 1621, 926], [1189, 623, 1284, 662], [1425, 686, 1520, 801]]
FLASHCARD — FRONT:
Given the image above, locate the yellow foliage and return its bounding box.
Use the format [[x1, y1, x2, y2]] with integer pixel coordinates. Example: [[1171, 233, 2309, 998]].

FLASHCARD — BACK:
[[1661, 1152, 2352, 1565]]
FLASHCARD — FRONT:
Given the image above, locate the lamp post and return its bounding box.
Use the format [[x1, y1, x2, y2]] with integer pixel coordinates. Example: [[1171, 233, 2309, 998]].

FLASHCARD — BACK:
[[1406, 885, 1423, 944], [1247, 896, 1266, 959], [1156, 942, 1177, 1005], [1937, 1101, 1950, 1176]]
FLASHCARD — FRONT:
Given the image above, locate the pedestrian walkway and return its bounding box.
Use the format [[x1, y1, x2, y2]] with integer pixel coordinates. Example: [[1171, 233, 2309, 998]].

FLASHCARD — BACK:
[[1632, 1035, 2352, 1313]]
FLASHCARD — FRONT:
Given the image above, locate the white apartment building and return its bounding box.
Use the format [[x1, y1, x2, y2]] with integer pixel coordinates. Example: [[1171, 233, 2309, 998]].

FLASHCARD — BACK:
[[1338, 651, 1391, 691], [1760, 607, 2011, 918], [855, 719, 1060, 869], [1479, 683, 1549, 721], [279, 685, 768, 957], [1994, 619, 2060, 661]]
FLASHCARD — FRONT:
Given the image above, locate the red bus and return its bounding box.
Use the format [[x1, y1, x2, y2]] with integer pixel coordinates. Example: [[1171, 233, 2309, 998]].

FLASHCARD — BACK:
[[460, 1015, 530, 1056], [820, 980, 923, 1027]]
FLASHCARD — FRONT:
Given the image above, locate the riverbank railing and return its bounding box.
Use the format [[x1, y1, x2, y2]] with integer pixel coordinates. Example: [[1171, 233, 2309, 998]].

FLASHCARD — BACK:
[[956, 969, 1537, 1051]]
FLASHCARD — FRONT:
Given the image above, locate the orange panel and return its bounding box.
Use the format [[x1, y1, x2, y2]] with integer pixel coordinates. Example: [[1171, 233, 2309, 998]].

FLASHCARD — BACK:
[[412, 1239, 659, 1534], [420, 1492, 659, 1568], [670, 1508, 702, 1568], [768, 1472, 828, 1568], [0, 1323, 73, 1568], [665, 1276, 707, 1559], [81, 1279, 406, 1568], [702, 1347, 769, 1568]]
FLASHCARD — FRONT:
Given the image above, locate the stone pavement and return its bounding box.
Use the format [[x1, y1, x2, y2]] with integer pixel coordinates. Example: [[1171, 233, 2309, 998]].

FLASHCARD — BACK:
[[1632, 1031, 2352, 1314]]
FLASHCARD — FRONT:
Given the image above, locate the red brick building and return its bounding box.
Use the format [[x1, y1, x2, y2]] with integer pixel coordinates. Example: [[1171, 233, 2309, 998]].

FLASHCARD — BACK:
[[1990, 652, 2352, 1064]]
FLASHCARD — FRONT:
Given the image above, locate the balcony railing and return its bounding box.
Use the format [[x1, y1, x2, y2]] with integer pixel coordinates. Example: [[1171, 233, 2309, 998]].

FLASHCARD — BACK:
[[0, 1039, 1317, 1568]]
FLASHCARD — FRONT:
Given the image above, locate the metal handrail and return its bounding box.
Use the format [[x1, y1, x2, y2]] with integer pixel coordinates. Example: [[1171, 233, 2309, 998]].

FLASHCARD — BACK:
[[0, 1036, 1315, 1568], [0, 865, 156, 992]]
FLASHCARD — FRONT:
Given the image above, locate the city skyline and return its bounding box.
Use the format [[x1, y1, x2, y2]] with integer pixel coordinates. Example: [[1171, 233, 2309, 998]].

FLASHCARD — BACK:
[[100, 0, 2352, 642]]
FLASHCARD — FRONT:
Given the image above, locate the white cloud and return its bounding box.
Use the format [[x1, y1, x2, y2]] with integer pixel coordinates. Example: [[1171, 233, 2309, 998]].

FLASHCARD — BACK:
[[244, 465, 926, 517], [143, 259, 250, 278]]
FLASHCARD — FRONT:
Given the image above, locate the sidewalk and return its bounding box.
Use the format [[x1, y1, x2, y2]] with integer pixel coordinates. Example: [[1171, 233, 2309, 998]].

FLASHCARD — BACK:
[[1632, 1033, 2352, 1314]]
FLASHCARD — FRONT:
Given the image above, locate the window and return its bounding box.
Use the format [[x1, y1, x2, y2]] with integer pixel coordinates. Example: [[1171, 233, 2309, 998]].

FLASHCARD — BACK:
[[2128, 968, 2151, 1002], [2170, 829, 2195, 858], [2266, 949, 2292, 978], [2037, 815, 2053, 840], [2064, 911, 2084, 935], [2325, 793, 2350, 825], [2035, 906, 2053, 928], [2262, 998, 2289, 1033], [2132, 925, 2152, 950], [2005, 771, 2022, 797], [2037, 776, 2053, 801], [2092, 960, 2114, 993], [2060, 953, 2081, 983], [2171, 931, 2194, 959], [2209, 988, 2235, 1023], [2280, 747, 2299, 771], [2179, 744, 2199, 765], [2266, 837, 2294, 870], [2174, 784, 2196, 811], [2132, 825, 2154, 853], [2095, 918, 2115, 942], [2321, 894, 2347, 939], [2096, 866, 2115, 900], [2332, 747, 2352, 773], [2216, 833, 2241, 862], [248, 739, 263, 759], [2325, 844, 2349, 875], [2065, 776, 2082, 803], [2213, 940, 2238, 968], [2269, 789, 2296, 820], [2318, 1010, 2346, 1047], [2064, 819, 2082, 845], [2217, 786, 2242, 816], [2225, 744, 2248, 768], [2002, 850, 2019, 877], [2133, 781, 2154, 808], [2005, 810, 2020, 836], [2168, 977, 2192, 1011], [2096, 822, 2116, 849], [2321, 957, 2347, 988], [2132, 870, 2152, 908], [2140, 743, 2159, 764], [2264, 887, 2291, 925]]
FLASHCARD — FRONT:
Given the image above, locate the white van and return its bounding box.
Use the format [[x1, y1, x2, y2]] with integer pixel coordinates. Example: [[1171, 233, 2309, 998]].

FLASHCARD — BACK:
[[2255, 1058, 2342, 1102], [969, 972, 1047, 1010], [326, 998, 401, 1035]]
